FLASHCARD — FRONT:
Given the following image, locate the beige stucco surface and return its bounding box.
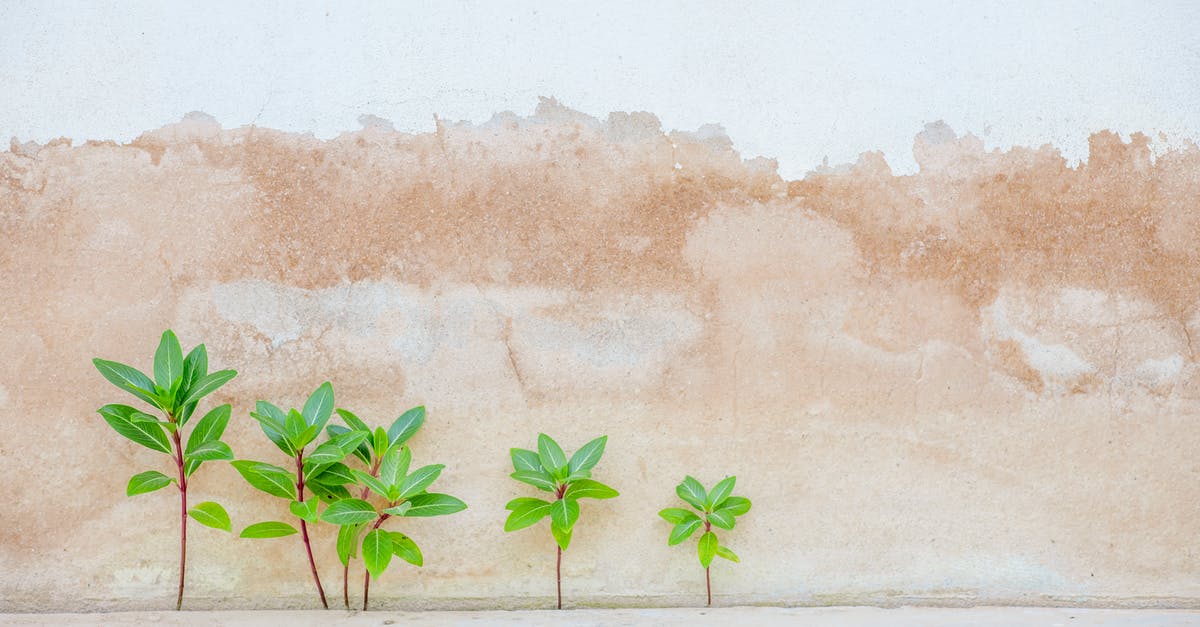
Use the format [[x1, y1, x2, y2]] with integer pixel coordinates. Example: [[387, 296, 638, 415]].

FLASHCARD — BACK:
[[3, 100, 1200, 611]]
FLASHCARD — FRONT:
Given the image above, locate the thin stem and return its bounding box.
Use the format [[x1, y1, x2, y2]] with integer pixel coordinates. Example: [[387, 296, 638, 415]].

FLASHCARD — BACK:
[[362, 512, 389, 611], [706, 567, 711, 607], [344, 459, 381, 609], [296, 453, 328, 609], [556, 546, 562, 610], [171, 425, 187, 611]]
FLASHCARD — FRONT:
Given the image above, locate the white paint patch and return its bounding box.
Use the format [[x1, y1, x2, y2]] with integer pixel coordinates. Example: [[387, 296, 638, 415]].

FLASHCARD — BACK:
[[1135, 354, 1184, 387], [985, 295, 1095, 381]]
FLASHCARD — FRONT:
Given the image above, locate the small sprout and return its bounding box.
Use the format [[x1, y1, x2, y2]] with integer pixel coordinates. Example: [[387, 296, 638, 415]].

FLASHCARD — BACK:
[[659, 475, 752, 607]]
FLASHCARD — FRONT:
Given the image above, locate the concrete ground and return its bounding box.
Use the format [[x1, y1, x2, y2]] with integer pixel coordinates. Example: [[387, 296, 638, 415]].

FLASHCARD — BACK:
[[2, 607, 1200, 626]]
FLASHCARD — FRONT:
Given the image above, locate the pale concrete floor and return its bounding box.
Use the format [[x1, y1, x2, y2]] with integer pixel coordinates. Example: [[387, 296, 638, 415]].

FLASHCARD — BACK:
[[2, 607, 1200, 626]]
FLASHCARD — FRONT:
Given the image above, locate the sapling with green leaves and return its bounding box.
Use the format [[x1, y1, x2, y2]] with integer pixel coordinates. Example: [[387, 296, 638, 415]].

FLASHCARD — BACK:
[[319, 418, 467, 610], [323, 405, 426, 609], [233, 382, 366, 609], [503, 433, 618, 609], [92, 330, 238, 610], [659, 475, 752, 607]]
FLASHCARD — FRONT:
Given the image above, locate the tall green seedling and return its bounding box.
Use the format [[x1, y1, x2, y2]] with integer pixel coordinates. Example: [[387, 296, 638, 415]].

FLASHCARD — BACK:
[[92, 330, 237, 610], [320, 408, 466, 610], [503, 434, 618, 609], [659, 475, 752, 606], [233, 382, 365, 608], [323, 405, 426, 609]]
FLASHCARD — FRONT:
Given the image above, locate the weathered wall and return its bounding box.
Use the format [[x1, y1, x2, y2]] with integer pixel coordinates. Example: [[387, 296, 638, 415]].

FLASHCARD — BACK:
[[3, 100, 1200, 611]]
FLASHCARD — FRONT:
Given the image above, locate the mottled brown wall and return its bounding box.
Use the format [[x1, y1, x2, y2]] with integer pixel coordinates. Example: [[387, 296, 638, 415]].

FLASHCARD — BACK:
[[3, 99, 1200, 610]]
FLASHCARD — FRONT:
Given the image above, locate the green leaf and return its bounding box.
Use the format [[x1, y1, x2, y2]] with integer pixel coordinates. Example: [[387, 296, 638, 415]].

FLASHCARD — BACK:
[[669, 518, 703, 546], [378, 446, 412, 491], [511, 470, 556, 492], [294, 424, 320, 449], [563, 479, 618, 500], [126, 470, 174, 496], [131, 412, 175, 432], [181, 344, 208, 391], [504, 498, 552, 532], [289, 499, 319, 524], [659, 508, 701, 525], [351, 470, 391, 500], [676, 476, 707, 511], [285, 409, 306, 440], [97, 404, 172, 454], [188, 501, 231, 532], [567, 435, 607, 475], [231, 460, 296, 500], [179, 370, 236, 407], [251, 401, 295, 456], [715, 545, 740, 563], [550, 498, 580, 532], [551, 521, 573, 551], [362, 529, 392, 579], [334, 407, 369, 432], [698, 531, 718, 568], [320, 498, 377, 526], [336, 522, 364, 565], [184, 440, 232, 463], [707, 509, 736, 530], [327, 424, 371, 464], [401, 493, 467, 517], [153, 330, 184, 392], [398, 464, 444, 499], [308, 481, 352, 503], [715, 496, 752, 517], [301, 381, 334, 431], [306, 436, 352, 468], [510, 448, 542, 473], [330, 429, 370, 456], [386, 531, 423, 566], [388, 406, 425, 446], [185, 405, 231, 454], [93, 359, 162, 409], [537, 433, 567, 474], [382, 502, 412, 516], [706, 476, 736, 510], [240, 521, 297, 538], [311, 462, 355, 486]]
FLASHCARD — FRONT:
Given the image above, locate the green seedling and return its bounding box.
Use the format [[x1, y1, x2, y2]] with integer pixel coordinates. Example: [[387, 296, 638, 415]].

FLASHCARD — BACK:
[[92, 330, 237, 610], [659, 475, 752, 606], [320, 410, 466, 610], [324, 405, 427, 609], [504, 433, 618, 609], [233, 382, 365, 609]]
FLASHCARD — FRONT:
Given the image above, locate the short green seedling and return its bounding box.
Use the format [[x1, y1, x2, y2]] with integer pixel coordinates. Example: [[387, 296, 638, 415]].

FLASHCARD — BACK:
[[233, 382, 365, 609], [320, 406, 466, 610], [504, 434, 618, 609], [92, 330, 238, 610], [659, 475, 751, 606]]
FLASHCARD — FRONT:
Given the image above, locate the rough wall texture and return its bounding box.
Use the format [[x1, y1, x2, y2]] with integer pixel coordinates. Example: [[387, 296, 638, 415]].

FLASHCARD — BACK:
[[3, 99, 1200, 611]]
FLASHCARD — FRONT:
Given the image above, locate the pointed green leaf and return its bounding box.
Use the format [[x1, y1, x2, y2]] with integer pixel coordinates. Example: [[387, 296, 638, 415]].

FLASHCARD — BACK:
[[127, 470, 174, 496], [179, 370, 236, 407], [715, 496, 752, 517], [351, 470, 391, 500], [97, 404, 172, 454], [301, 382, 334, 431], [251, 401, 295, 455], [551, 521, 572, 550], [567, 435, 607, 475], [334, 407, 369, 432], [706, 476, 736, 510], [563, 479, 618, 500], [308, 481, 352, 502], [153, 330, 184, 391], [382, 502, 412, 516], [185, 404, 231, 453], [669, 518, 703, 546], [715, 545, 740, 563], [659, 508, 701, 525], [188, 501, 231, 532], [231, 460, 296, 499], [537, 433, 567, 474], [362, 529, 392, 579], [320, 498, 377, 525], [504, 498, 552, 531], [398, 464, 443, 499], [698, 531, 718, 568], [288, 499, 319, 524], [677, 476, 707, 511], [311, 462, 355, 486], [550, 498, 580, 532], [93, 359, 162, 409], [285, 409, 306, 439], [181, 344, 208, 390], [510, 448, 542, 473], [386, 531, 423, 566], [388, 406, 425, 446], [240, 521, 297, 538], [378, 445, 412, 491], [306, 436, 352, 468], [400, 493, 467, 517], [327, 424, 371, 464], [337, 522, 364, 565], [707, 509, 736, 530], [184, 440, 233, 462], [511, 470, 556, 492]]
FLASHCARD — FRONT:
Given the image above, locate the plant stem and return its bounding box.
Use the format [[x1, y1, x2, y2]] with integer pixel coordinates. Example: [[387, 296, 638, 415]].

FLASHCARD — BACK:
[[556, 546, 562, 610], [363, 512, 390, 611], [706, 567, 711, 607], [344, 460, 381, 609], [295, 453, 328, 609], [171, 426, 188, 611]]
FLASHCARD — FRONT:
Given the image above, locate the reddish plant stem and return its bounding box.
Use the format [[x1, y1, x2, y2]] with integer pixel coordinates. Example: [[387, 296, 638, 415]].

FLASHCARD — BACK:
[[296, 453, 329, 609], [556, 546, 562, 610], [171, 424, 188, 611], [705, 521, 712, 607], [362, 512, 390, 611], [344, 459, 381, 609]]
